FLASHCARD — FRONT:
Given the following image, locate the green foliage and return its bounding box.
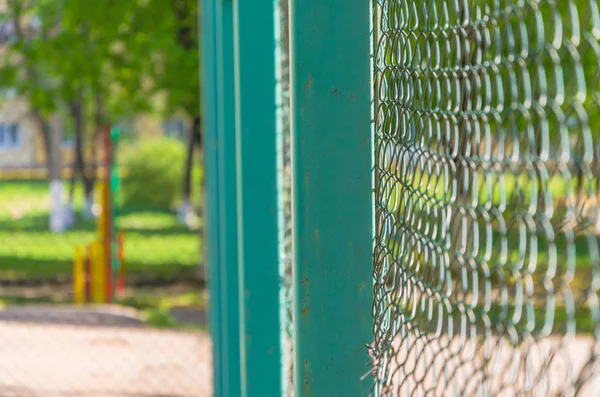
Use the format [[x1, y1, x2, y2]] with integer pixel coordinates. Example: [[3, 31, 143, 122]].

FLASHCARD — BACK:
[[0, 0, 197, 123], [121, 137, 186, 209], [141, 0, 201, 117], [191, 158, 204, 207]]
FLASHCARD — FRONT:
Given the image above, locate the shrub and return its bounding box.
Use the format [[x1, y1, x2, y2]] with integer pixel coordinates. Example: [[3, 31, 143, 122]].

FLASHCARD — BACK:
[[120, 137, 186, 210], [191, 161, 204, 209]]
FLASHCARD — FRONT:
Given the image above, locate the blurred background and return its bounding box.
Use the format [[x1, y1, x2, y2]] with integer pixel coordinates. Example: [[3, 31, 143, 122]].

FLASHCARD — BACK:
[[0, 0, 210, 396]]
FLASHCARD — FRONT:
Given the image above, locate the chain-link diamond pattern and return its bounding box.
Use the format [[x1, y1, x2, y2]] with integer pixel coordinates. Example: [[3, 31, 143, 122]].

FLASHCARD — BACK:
[[277, 0, 294, 395], [373, 0, 600, 395]]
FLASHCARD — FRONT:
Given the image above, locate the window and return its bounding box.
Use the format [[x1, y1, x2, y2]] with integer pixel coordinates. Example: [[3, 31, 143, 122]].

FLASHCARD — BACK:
[[0, 123, 20, 150], [163, 119, 186, 140], [0, 20, 15, 44], [0, 88, 17, 100]]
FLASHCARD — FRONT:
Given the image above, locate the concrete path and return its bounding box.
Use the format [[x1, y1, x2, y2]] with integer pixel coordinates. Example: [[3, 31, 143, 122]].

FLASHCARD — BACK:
[[0, 321, 212, 397]]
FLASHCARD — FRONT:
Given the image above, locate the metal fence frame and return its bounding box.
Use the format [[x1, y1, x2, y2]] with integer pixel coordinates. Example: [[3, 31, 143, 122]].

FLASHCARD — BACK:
[[203, 0, 600, 396], [202, 0, 374, 396]]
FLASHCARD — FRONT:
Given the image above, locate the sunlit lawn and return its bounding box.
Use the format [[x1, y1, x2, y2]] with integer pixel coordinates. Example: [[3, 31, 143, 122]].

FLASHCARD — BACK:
[[0, 180, 202, 283]]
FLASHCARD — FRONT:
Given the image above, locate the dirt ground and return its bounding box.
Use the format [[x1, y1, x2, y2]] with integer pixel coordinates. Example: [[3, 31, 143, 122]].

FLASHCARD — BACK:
[[0, 318, 212, 397]]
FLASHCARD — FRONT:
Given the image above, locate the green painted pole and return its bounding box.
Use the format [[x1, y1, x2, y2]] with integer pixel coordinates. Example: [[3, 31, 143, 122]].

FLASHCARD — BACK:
[[201, 0, 223, 395], [233, 1, 282, 396], [215, 0, 241, 395], [110, 127, 120, 278], [290, 0, 374, 396]]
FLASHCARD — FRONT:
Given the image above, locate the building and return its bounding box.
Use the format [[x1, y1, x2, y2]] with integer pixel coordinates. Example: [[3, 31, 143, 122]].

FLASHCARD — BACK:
[[0, 93, 189, 177]]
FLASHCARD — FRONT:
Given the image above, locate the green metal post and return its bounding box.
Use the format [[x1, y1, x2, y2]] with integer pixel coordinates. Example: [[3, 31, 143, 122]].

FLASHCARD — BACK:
[[233, 1, 282, 396], [215, 0, 241, 396], [290, 0, 374, 395], [201, 0, 223, 395], [109, 127, 120, 281]]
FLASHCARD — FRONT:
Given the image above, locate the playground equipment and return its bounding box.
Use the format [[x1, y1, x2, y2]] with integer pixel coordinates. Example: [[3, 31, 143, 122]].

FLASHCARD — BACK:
[[73, 126, 125, 304]]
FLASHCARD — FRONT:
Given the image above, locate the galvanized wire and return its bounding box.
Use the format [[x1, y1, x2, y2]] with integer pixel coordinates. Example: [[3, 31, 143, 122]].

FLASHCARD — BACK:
[[277, 0, 294, 395], [372, 0, 600, 395]]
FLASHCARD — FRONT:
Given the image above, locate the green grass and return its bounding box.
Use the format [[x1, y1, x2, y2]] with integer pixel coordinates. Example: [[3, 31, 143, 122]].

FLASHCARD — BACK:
[[0, 180, 202, 282], [383, 169, 579, 217], [396, 299, 598, 338]]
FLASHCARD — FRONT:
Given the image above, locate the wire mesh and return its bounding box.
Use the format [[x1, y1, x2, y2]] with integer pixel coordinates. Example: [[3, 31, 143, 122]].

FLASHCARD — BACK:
[[373, 0, 600, 395], [277, 0, 294, 394]]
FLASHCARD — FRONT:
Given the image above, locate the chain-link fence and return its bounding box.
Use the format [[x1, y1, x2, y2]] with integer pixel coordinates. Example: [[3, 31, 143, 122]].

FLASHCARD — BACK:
[[373, 0, 600, 395], [0, 133, 209, 396], [277, 0, 294, 395]]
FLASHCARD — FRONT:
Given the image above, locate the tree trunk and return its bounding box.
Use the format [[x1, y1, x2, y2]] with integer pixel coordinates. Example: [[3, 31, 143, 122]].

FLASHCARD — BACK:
[[10, 1, 65, 231], [38, 113, 66, 233], [66, 161, 76, 228], [72, 97, 96, 219], [85, 91, 105, 218], [178, 116, 201, 226], [66, 96, 90, 226], [169, 0, 201, 227]]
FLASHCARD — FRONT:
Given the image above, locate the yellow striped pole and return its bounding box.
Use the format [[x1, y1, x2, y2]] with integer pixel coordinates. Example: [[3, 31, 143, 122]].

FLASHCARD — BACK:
[[91, 242, 105, 303], [97, 181, 106, 239], [96, 180, 110, 302]]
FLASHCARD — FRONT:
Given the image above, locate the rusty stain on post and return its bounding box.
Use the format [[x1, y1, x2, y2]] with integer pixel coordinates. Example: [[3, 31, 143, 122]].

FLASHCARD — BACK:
[[306, 74, 313, 87]]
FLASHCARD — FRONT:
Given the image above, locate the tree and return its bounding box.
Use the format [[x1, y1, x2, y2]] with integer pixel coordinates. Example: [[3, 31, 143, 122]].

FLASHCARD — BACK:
[[171, 0, 202, 226], [0, 0, 68, 231], [0, 0, 155, 229], [0, 0, 199, 229], [41, 0, 153, 219], [142, 0, 201, 224]]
